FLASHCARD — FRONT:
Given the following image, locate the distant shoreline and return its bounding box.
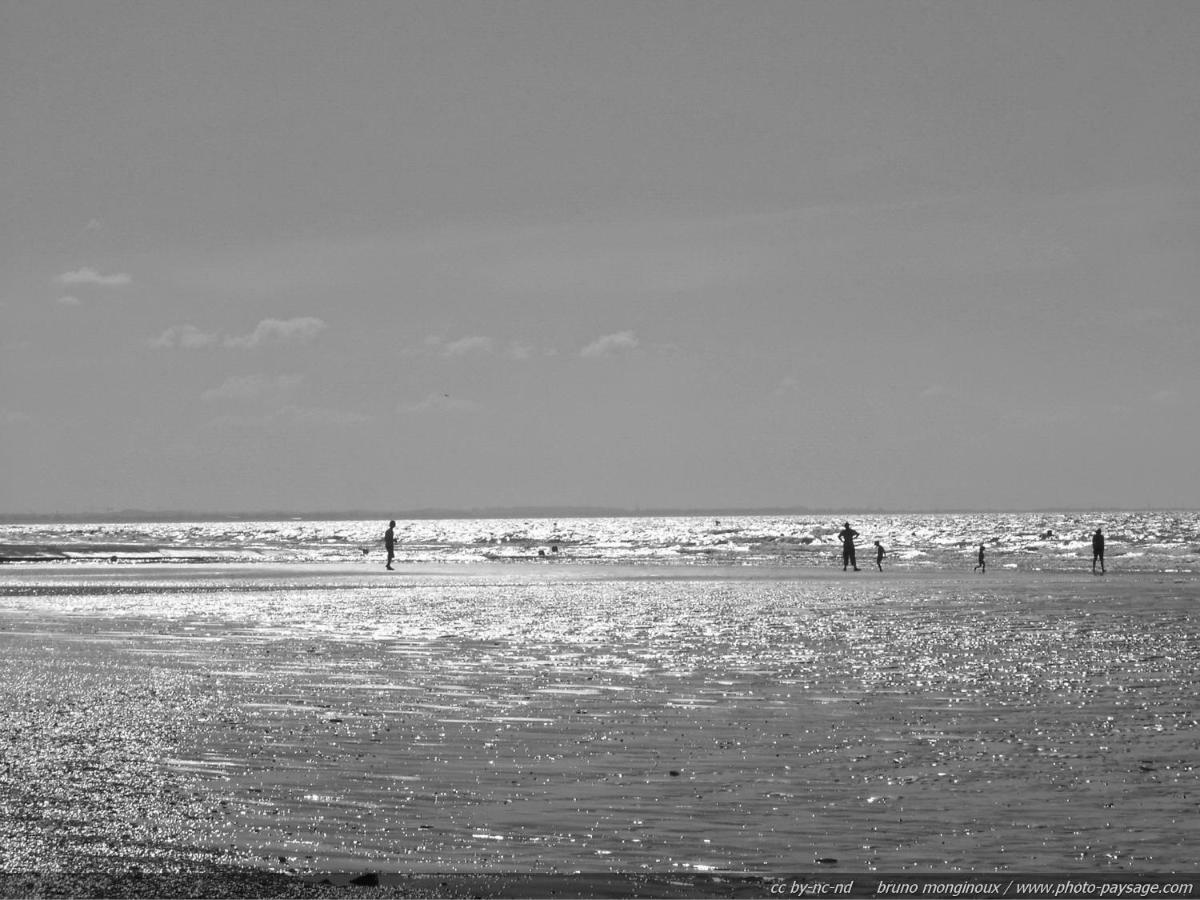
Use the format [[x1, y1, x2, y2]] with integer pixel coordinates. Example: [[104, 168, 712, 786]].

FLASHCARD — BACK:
[[2, 506, 1194, 524]]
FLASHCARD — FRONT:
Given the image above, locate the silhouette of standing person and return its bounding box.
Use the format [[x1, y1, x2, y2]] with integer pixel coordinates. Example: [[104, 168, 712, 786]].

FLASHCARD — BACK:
[[838, 522, 860, 571], [1092, 528, 1105, 575], [974, 543, 986, 573], [384, 520, 396, 571], [874, 541, 885, 572]]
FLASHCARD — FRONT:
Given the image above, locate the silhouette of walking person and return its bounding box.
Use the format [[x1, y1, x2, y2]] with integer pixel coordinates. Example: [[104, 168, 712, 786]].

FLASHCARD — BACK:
[[838, 522, 860, 571], [384, 520, 396, 571], [974, 543, 986, 573], [1092, 528, 1105, 575], [874, 541, 885, 572]]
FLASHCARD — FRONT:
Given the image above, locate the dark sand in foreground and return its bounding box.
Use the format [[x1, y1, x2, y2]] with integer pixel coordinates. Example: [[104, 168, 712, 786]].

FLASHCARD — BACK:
[[1, 564, 1197, 896]]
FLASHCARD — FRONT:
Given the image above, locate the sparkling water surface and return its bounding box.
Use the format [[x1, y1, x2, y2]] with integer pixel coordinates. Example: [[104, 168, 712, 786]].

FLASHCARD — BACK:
[[2, 561, 1197, 873], [3, 510, 1199, 572]]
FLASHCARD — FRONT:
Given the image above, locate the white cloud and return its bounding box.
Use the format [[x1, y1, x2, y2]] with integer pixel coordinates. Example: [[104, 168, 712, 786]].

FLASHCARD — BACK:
[[445, 335, 493, 356], [55, 267, 132, 287], [202, 374, 304, 402], [581, 330, 639, 358], [1, 410, 30, 425], [224, 317, 327, 349], [149, 324, 218, 349], [422, 335, 542, 359], [55, 295, 82, 306], [504, 341, 534, 360], [397, 393, 476, 414], [150, 318, 326, 350]]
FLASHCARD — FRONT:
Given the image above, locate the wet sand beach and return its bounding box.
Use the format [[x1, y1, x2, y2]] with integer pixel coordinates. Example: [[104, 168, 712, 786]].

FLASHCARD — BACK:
[[1, 563, 1197, 895]]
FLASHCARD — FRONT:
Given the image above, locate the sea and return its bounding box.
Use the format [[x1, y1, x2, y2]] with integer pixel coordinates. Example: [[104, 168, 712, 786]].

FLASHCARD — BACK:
[[1, 510, 1198, 573]]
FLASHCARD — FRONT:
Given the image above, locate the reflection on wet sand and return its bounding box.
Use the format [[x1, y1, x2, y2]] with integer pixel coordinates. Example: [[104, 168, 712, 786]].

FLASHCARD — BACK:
[[1, 566, 1197, 874]]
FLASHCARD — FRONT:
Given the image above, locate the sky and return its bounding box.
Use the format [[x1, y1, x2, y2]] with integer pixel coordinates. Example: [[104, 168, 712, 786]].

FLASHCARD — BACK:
[[2, 0, 1199, 514]]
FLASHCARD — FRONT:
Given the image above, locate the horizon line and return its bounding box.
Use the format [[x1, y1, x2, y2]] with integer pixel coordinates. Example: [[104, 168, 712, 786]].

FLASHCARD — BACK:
[[1, 505, 1191, 524]]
